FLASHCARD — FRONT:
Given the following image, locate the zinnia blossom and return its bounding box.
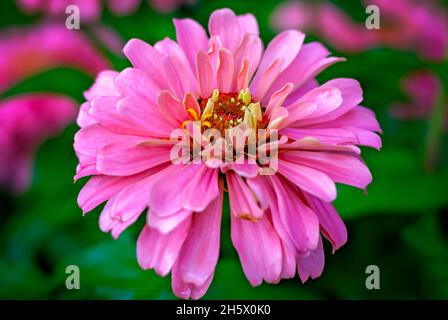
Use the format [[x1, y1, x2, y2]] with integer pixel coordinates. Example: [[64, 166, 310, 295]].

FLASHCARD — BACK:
[[74, 8, 381, 299], [271, 0, 447, 61], [0, 23, 109, 93], [0, 23, 105, 193], [0, 94, 76, 193], [390, 70, 447, 128], [17, 0, 196, 19]]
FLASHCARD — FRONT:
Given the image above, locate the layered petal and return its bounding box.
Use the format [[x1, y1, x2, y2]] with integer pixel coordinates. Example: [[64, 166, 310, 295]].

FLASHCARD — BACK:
[[172, 193, 223, 299], [231, 213, 283, 286]]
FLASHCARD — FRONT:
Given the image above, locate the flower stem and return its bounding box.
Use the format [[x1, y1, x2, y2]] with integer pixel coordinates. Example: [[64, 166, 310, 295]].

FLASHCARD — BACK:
[[424, 84, 446, 172]]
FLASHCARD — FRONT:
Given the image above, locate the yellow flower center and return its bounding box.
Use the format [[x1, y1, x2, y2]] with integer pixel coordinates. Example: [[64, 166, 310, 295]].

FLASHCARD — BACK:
[[197, 89, 267, 133]]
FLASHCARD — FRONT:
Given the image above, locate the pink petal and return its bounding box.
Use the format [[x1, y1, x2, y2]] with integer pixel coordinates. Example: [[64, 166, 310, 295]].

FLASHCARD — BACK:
[[162, 54, 197, 100], [269, 175, 320, 252], [117, 96, 175, 137], [280, 137, 360, 154], [227, 172, 264, 220], [183, 93, 201, 119], [77, 102, 97, 128], [109, 173, 158, 221], [231, 214, 283, 286], [172, 193, 222, 294], [174, 18, 209, 71], [196, 50, 214, 98], [114, 67, 159, 104], [265, 83, 293, 118], [123, 39, 167, 89], [251, 30, 305, 91], [296, 78, 363, 126], [280, 150, 372, 189], [278, 159, 337, 202], [136, 219, 192, 276], [281, 86, 343, 127], [326, 106, 382, 133], [96, 143, 171, 176], [251, 58, 283, 101], [217, 49, 234, 92], [99, 196, 140, 239], [233, 33, 263, 82], [88, 96, 169, 137], [148, 164, 220, 216], [77, 172, 150, 214], [157, 90, 189, 125], [236, 59, 250, 91], [268, 42, 344, 101], [303, 193, 347, 252], [209, 8, 242, 52], [84, 70, 120, 100], [74, 124, 132, 158], [297, 236, 325, 283], [172, 273, 213, 300], [147, 209, 193, 234], [280, 243, 297, 279], [154, 37, 189, 65], [280, 127, 358, 145], [238, 13, 259, 36], [74, 163, 98, 181]]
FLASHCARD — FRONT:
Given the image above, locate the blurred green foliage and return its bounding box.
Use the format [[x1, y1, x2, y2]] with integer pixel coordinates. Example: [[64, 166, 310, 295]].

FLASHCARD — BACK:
[[0, 0, 447, 299]]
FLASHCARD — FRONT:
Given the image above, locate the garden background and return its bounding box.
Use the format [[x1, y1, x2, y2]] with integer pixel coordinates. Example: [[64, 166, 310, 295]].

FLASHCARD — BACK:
[[1, 0, 447, 299]]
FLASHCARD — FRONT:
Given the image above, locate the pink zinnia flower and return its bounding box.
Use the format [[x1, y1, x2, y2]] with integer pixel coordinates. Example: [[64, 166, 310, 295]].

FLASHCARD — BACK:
[[16, 0, 196, 18], [366, 0, 447, 60], [390, 70, 447, 128], [270, 1, 376, 53], [0, 23, 109, 94], [0, 94, 76, 193], [75, 8, 381, 299], [271, 0, 447, 61], [17, 0, 101, 22]]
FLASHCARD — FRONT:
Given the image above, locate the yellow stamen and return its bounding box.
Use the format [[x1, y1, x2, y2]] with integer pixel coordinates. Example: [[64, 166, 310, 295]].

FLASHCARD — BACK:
[[211, 89, 219, 102], [242, 88, 252, 105], [238, 89, 244, 101], [202, 121, 212, 128], [202, 113, 213, 121], [243, 102, 262, 129], [202, 99, 215, 120], [187, 108, 199, 121], [181, 120, 189, 129]]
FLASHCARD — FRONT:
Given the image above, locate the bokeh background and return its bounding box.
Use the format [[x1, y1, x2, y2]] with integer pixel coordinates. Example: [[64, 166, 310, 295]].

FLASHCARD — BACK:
[[0, 0, 447, 299]]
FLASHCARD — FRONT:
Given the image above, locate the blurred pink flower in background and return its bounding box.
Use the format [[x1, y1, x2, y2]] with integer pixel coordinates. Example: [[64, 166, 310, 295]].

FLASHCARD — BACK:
[[271, 0, 448, 60], [367, 0, 448, 60], [0, 23, 109, 93], [17, 0, 135, 21], [316, 2, 377, 53], [270, 1, 315, 31], [16, 0, 196, 18], [0, 94, 77, 193], [0, 23, 109, 193], [390, 70, 447, 128], [75, 8, 381, 299]]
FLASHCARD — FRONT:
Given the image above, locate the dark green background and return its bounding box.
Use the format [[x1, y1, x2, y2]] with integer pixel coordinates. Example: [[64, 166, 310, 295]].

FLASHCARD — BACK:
[[0, 0, 447, 299]]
